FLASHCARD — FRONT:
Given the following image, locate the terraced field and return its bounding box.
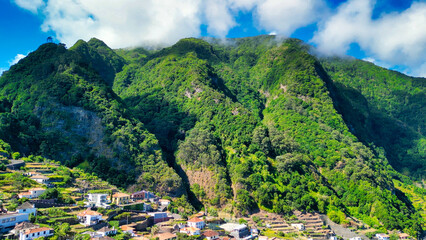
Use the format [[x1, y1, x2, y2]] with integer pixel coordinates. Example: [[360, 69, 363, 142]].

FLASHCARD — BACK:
[[393, 180, 426, 228]]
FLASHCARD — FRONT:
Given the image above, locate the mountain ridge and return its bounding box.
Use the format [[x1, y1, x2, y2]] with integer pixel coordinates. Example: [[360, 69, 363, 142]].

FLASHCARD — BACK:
[[0, 35, 424, 235]]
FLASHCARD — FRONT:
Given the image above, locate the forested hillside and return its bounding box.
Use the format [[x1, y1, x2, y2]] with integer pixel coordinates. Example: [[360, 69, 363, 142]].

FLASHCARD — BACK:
[[0, 36, 424, 236]]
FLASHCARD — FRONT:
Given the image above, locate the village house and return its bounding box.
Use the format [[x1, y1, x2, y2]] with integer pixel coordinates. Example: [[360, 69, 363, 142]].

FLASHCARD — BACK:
[[187, 217, 205, 229], [0, 213, 29, 232], [18, 187, 46, 199], [111, 193, 130, 205], [29, 175, 49, 184], [148, 212, 169, 223], [131, 190, 155, 200], [87, 193, 110, 208], [10, 222, 39, 237], [96, 226, 117, 237], [180, 226, 201, 236], [16, 202, 36, 216], [77, 208, 103, 226], [399, 233, 410, 240], [120, 225, 135, 236], [153, 232, 177, 240], [229, 224, 250, 240], [19, 227, 53, 240], [159, 199, 171, 207], [376, 234, 390, 240], [202, 230, 220, 240]]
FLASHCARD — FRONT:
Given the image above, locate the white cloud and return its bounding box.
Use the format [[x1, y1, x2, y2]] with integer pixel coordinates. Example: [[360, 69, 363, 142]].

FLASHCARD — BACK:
[[11, 0, 426, 77], [14, 0, 45, 13], [36, 0, 203, 48], [9, 54, 26, 66], [312, 0, 426, 77], [0, 68, 5, 76], [255, 0, 328, 36], [204, 0, 237, 38]]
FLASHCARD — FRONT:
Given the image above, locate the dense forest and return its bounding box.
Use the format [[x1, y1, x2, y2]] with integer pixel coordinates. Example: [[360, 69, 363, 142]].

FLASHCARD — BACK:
[[0, 35, 424, 236]]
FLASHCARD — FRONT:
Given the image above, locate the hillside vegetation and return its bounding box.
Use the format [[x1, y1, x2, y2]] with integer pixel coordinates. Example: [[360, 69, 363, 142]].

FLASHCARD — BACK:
[[0, 35, 424, 236]]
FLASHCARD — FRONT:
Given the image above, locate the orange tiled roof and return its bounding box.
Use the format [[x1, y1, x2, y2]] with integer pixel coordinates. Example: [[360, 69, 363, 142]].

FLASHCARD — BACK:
[[112, 193, 130, 198], [25, 227, 52, 234], [77, 208, 102, 217], [203, 230, 219, 237], [120, 225, 135, 231], [188, 217, 204, 223], [181, 227, 200, 232]]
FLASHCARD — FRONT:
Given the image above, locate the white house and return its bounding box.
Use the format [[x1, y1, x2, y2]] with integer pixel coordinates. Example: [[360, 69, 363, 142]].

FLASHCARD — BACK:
[[19, 227, 53, 240], [349, 237, 362, 240], [77, 208, 103, 226], [120, 225, 135, 237], [96, 226, 117, 236], [17, 192, 32, 199], [329, 236, 338, 240], [180, 227, 200, 236], [376, 234, 390, 240], [30, 175, 49, 184], [0, 213, 29, 231], [16, 202, 36, 216], [29, 188, 45, 198], [159, 199, 171, 206], [18, 188, 46, 199], [87, 193, 110, 208], [187, 217, 205, 229]]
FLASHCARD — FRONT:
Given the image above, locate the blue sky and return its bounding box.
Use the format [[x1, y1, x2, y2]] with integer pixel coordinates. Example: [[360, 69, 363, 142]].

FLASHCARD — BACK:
[[1, 0, 425, 77]]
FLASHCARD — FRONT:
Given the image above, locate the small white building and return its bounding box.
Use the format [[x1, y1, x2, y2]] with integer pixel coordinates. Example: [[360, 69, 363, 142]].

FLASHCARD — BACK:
[[291, 223, 305, 230], [87, 193, 110, 208], [18, 188, 45, 199], [96, 226, 117, 236], [187, 217, 205, 229], [19, 227, 53, 240], [30, 175, 49, 184], [120, 225, 135, 237], [180, 227, 200, 236], [349, 237, 362, 240], [0, 213, 29, 231], [159, 199, 171, 206], [376, 234, 390, 240], [77, 208, 103, 226], [16, 202, 36, 216], [29, 188, 45, 198], [329, 236, 338, 240]]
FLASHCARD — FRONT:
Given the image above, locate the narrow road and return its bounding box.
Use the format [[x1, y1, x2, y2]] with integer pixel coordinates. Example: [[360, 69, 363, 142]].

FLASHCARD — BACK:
[[321, 215, 368, 240]]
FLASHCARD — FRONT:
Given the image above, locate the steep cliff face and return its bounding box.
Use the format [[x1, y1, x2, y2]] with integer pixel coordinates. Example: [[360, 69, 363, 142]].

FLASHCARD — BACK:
[[0, 39, 183, 192], [34, 104, 115, 161]]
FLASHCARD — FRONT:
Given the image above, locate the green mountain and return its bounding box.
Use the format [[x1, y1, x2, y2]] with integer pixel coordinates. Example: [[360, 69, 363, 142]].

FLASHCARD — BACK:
[[0, 36, 424, 235]]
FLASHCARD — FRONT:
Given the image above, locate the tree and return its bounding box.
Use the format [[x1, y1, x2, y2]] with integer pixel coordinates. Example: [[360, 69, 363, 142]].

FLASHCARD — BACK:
[[12, 152, 21, 159], [54, 223, 72, 240]]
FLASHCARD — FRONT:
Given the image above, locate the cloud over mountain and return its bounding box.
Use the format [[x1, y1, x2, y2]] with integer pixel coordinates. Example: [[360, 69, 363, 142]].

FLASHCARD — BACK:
[[12, 0, 426, 77]]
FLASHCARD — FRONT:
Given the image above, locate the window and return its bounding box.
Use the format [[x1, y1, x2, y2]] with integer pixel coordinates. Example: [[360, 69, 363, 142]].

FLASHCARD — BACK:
[[10, 217, 16, 221]]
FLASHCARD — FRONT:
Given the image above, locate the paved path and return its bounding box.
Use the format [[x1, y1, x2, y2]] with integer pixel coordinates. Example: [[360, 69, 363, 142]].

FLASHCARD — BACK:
[[321, 215, 367, 240]]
